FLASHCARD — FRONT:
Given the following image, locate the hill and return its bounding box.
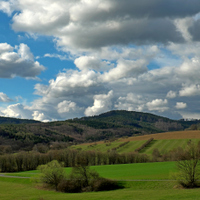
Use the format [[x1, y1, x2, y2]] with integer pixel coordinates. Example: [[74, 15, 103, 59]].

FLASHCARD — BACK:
[[0, 116, 40, 125], [0, 110, 199, 153], [67, 110, 198, 135]]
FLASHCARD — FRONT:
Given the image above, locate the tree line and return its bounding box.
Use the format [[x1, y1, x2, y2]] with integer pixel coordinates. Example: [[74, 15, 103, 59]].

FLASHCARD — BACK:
[[0, 149, 149, 172]]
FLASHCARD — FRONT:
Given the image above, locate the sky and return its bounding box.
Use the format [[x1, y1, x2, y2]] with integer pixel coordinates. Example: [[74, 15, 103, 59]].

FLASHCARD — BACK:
[[1, 0, 200, 122]]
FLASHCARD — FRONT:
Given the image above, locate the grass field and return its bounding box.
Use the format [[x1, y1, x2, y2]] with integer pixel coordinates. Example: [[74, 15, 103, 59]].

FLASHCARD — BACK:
[[1, 161, 200, 200], [2, 131, 200, 199], [5, 161, 176, 180], [71, 130, 200, 155]]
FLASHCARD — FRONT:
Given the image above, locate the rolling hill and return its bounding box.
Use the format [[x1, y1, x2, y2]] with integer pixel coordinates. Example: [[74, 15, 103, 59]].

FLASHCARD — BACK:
[[0, 110, 199, 153]]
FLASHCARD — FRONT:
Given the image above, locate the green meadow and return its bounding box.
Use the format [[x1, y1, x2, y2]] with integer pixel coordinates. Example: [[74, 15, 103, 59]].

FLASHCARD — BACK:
[[1, 161, 200, 200]]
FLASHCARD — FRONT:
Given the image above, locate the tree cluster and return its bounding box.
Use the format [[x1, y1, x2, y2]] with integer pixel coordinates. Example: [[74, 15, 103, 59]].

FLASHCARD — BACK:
[[37, 160, 123, 193]]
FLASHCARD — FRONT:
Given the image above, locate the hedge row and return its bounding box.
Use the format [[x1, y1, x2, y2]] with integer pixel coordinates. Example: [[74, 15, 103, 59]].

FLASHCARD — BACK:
[[135, 138, 154, 152], [111, 141, 130, 151]]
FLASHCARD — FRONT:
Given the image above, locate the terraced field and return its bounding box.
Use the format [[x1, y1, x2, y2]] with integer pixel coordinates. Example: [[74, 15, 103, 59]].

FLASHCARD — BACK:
[[71, 130, 200, 155]]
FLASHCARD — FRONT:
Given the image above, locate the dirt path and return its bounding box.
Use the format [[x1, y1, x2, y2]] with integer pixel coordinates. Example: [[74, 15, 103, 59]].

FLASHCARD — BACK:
[[0, 174, 30, 179]]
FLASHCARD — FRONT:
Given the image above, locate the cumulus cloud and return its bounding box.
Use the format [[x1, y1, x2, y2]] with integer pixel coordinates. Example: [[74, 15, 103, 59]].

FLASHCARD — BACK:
[[32, 111, 47, 122], [2, 103, 32, 119], [0, 43, 45, 78], [2, 0, 200, 53], [85, 90, 113, 116], [100, 58, 148, 82], [0, 0, 17, 16], [29, 41, 200, 120], [0, 43, 13, 53], [74, 56, 112, 72], [34, 69, 101, 98], [146, 99, 168, 112], [17, 43, 34, 61], [57, 100, 84, 119], [175, 102, 187, 109], [2, 1, 200, 121], [115, 93, 145, 112], [58, 100, 76, 113], [179, 84, 200, 96], [4, 0, 200, 53]]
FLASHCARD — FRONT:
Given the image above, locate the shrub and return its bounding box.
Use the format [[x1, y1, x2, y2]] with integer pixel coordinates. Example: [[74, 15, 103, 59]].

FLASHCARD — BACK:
[[70, 164, 99, 187], [91, 178, 123, 191], [37, 160, 124, 193], [57, 179, 82, 193], [176, 142, 200, 188], [37, 160, 65, 191]]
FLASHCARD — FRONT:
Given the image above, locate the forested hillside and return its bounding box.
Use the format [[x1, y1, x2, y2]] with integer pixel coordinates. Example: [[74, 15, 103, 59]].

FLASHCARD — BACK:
[[0, 110, 199, 153], [0, 116, 40, 124], [67, 110, 197, 132]]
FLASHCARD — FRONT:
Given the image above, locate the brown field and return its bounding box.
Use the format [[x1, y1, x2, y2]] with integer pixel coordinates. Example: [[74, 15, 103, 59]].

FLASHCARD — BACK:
[[121, 130, 200, 141]]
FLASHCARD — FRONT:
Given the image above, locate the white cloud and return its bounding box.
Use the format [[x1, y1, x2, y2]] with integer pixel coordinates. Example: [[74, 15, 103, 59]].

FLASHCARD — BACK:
[[2, 103, 32, 119], [32, 111, 47, 122], [4, 0, 200, 54], [2, 1, 200, 121], [100, 59, 148, 82], [74, 56, 112, 72], [175, 102, 187, 109], [0, 43, 45, 78], [57, 100, 78, 113], [0, 0, 17, 16], [168, 42, 200, 58], [166, 90, 177, 99], [2, 1, 200, 53], [17, 43, 34, 61], [44, 53, 68, 60], [115, 93, 145, 112], [176, 58, 200, 82], [34, 69, 100, 98], [85, 90, 113, 116], [146, 99, 168, 112], [0, 92, 12, 102], [0, 43, 13, 53], [179, 84, 200, 96]]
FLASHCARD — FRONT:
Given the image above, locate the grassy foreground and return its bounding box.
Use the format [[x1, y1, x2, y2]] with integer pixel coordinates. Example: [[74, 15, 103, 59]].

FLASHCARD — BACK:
[[1, 161, 200, 200]]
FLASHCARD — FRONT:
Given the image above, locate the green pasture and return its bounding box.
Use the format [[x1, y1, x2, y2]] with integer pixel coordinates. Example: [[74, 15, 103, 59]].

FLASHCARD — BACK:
[[4, 161, 176, 180], [1, 161, 200, 200]]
